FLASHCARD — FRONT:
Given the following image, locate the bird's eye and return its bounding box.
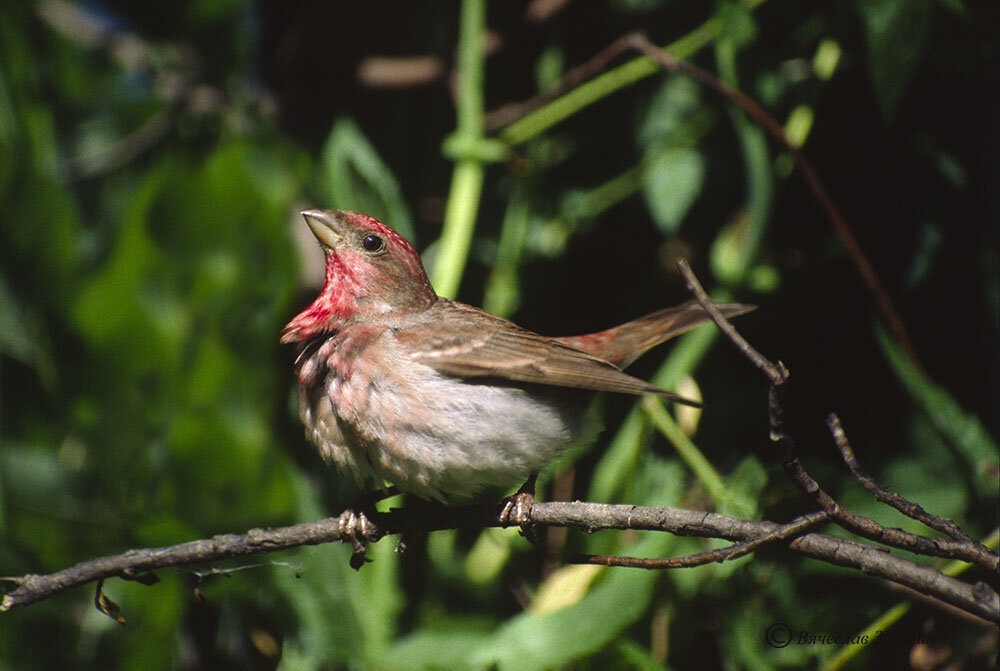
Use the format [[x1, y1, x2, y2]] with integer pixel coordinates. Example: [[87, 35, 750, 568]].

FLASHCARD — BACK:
[[361, 234, 385, 253]]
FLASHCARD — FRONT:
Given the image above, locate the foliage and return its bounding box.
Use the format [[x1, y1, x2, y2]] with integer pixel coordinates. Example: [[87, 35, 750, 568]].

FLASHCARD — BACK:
[[0, 0, 996, 669]]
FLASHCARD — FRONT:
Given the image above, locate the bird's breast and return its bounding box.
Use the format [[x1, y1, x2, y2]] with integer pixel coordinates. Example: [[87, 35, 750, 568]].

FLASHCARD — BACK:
[[298, 330, 597, 499]]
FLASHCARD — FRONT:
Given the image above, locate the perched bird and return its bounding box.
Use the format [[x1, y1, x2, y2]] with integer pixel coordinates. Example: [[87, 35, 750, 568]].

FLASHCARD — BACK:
[[282, 209, 752, 502]]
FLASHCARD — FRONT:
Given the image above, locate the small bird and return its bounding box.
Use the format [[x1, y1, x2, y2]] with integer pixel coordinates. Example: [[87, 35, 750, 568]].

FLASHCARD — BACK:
[[282, 209, 752, 502]]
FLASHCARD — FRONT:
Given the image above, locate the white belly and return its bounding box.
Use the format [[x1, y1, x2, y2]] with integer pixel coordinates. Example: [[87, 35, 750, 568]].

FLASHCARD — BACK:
[[302, 359, 594, 500]]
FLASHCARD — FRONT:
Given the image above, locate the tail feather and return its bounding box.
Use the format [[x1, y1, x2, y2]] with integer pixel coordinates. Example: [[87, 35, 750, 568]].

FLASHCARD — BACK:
[[554, 300, 755, 367]]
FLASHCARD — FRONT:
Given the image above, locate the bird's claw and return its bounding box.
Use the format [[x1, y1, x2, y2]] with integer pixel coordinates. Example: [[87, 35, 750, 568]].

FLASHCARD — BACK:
[[498, 491, 534, 527], [337, 508, 379, 570], [498, 474, 538, 542]]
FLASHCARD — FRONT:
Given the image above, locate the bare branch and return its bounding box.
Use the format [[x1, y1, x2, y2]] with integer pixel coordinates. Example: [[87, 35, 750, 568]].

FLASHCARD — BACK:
[[3, 501, 997, 622], [675, 258, 786, 384], [574, 510, 830, 568], [827, 413, 985, 548], [676, 260, 999, 575]]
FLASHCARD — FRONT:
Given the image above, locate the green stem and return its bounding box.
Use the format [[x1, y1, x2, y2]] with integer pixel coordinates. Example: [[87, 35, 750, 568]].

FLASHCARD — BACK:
[[431, 0, 487, 299], [714, 38, 772, 283], [482, 186, 529, 317], [643, 396, 728, 503], [589, 291, 734, 505], [500, 0, 768, 146]]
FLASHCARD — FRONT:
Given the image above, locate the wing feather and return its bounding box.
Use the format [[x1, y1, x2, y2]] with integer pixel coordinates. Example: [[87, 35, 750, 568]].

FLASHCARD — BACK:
[[396, 300, 700, 406]]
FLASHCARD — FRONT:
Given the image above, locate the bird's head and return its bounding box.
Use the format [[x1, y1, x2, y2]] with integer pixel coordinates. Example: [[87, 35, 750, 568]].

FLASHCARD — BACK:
[[281, 209, 436, 343]]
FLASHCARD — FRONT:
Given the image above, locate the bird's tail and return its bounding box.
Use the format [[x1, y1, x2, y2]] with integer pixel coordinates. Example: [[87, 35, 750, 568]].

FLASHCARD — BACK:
[[554, 300, 755, 368]]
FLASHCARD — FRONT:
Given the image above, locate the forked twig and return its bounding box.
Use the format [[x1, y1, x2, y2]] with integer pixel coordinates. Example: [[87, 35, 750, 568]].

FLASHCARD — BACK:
[[826, 413, 985, 548], [574, 511, 830, 569], [675, 259, 998, 576]]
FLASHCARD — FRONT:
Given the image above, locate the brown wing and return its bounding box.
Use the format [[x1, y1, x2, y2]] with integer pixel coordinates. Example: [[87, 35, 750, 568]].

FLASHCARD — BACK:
[[396, 300, 701, 406]]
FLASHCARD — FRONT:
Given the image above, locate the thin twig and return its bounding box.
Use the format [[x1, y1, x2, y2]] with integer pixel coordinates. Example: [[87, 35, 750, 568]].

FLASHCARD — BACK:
[[488, 30, 922, 370], [675, 258, 786, 384], [626, 33, 921, 370], [484, 33, 639, 130], [675, 260, 999, 575], [827, 413, 985, 548], [531, 502, 999, 623], [777, 445, 998, 571], [574, 510, 829, 568]]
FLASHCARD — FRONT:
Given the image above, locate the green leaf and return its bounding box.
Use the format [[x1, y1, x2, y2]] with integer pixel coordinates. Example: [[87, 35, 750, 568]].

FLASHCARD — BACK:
[[277, 471, 404, 668], [473, 531, 672, 671], [400, 461, 683, 671], [856, 0, 932, 121], [638, 75, 713, 238], [317, 117, 415, 242], [381, 628, 493, 671], [0, 271, 35, 365], [722, 456, 767, 520], [877, 326, 999, 498], [638, 77, 702, 148], [716, 0, 759, 49], [642, 147, 706, 235]]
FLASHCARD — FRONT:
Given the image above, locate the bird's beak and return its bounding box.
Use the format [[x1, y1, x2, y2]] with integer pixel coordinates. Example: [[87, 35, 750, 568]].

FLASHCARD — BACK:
[[301, 209, 345, 251]]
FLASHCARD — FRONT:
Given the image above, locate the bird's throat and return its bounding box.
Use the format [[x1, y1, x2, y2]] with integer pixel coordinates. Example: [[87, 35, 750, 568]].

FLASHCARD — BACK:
[[281, 255, 362, 343]]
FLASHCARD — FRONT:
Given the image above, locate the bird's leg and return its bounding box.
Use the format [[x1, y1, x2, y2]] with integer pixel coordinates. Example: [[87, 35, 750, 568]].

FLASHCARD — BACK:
[[338, 486, 399, 570], [498, 473, 538, 540]]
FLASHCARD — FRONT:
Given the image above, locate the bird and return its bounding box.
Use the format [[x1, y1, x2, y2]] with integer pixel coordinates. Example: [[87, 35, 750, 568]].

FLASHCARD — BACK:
[[282, 209, 753, 504]]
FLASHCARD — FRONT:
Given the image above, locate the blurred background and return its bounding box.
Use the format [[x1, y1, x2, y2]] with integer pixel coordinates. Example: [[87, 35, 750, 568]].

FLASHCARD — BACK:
[[0, 0, 997, 669]]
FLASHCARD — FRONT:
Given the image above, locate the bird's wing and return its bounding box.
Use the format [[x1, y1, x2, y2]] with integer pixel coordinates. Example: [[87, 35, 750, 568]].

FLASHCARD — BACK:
[[395, 300, 701, 406]]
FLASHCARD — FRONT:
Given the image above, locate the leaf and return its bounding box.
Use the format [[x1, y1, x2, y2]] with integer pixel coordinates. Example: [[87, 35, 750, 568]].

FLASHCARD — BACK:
[[466, 461, 686, 671], [0, 271, 35, 365], [856, 0, 932, 121], [721, 455, 767, 521], [642, 147, 706, 235], [317, 117, 415, 242], [877, 326, 999, 498], [531, 564, 605, 615], [276, 470, 404, 668], [94, 580, 127, 625], [638, 77, 702, 148], [716, 0, 759, 49], [637, 76, 713, 234], [381, 628, 493, 671], [473, 532, 670, 671]]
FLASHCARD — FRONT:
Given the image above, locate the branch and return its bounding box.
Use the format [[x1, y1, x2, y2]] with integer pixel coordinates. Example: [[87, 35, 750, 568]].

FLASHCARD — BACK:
[[3, 501, 997, 622], [826, 413, 987, 549], [673, 258, 998, 614], [574, 510, 831, 568]]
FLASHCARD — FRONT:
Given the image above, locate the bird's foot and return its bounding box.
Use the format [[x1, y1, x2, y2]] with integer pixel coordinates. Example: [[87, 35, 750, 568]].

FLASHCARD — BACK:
[[498, 474, 538, 542], [337, 508, 381, 571]]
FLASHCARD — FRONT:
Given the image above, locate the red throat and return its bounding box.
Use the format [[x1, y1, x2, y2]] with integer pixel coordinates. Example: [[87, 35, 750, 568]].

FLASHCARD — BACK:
[[280, 254, 361, 343]]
